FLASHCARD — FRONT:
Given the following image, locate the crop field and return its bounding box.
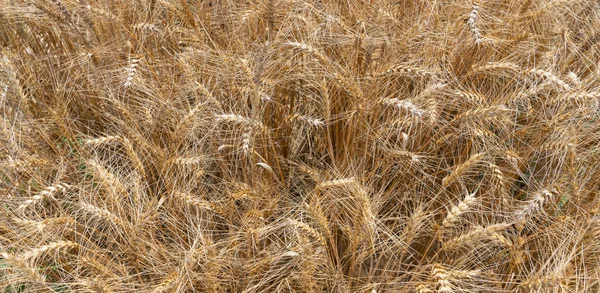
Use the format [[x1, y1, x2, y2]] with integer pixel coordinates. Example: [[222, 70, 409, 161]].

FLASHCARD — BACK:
[[1, 0, 600, 292]]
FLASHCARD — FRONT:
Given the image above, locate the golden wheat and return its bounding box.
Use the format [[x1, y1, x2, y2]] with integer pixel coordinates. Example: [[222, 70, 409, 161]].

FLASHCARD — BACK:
[[1, 0, 600, 292]]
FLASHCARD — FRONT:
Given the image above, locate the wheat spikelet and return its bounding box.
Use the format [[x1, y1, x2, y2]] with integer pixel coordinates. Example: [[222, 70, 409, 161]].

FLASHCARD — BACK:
[[18, 182, 70, 210], [520, 0, 573, 18], [488, 163, 507, 195], [172, 156, 205, 166], [524, 68, 571, 91], [471, 127, 496, 143], [174, 103, 204, 135], [508, 83, 549, 105], [194, 82, 221, 110], [469, 62, 521, 74], [151, 271, 178, 293], [85, 137, 144, 177], [331, 71, 363, 99], [554, 91, 600, 105], [384, 148, 424, 163], [442, 153, 484, 187], [48, 0, 71, 19], [304, 201, 333, 244], [1, 55, 29, 103], [515, 188, 557, 219], [203, 255, 222, 293], [23, 241, 78, 263], [80, 278, 116, 293], [215, 113, 265, 129], [86, 160, 127, 195], [416, 282, 433, 293], [173, 191, 213, 211], [375, 64, 435, 78], [123, 58, 139, 88], [451, 89, 485, 105], [79, 256, 120, 278], [12, 217, 75, 235], [521, 273, 566, 290], [292, 114, 325, 127], [467, 5, 482, 44], [288, 219, 326, 246], [1, 85, 7, 101], [84, 135, 121, 146], [1, 252, 48, 284], [431, 265, 454, 293], [133, 23, 161, 32], [12, 218, 47, 231], [442, 191, 477, 228], [241, 126, 252, 156], [403, 206, 429, 247], [316, 178, 357, 189], [381, 98, 427, 117], [451, 105, 510, 124], [566, 72, 581, 86], [442, 223, 512, 250], [120, 137, 145, 177], [79, 202, 124, 227], [285, 41, 330, 65]]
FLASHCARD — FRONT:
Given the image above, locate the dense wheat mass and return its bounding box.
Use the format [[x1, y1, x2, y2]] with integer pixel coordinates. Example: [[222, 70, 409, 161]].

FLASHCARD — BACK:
[[1, 0, 600, 292]]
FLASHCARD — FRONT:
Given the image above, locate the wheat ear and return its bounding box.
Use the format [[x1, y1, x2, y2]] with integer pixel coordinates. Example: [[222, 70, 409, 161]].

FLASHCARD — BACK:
[[442, 191, 477, 228], [442, 153, 484, 187], [467, 5, 482, 44], [18, 182, 70, 210]]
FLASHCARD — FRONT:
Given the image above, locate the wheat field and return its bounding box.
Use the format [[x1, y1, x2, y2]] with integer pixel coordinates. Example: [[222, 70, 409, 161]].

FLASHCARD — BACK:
[[1, 0, 600, 292]]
